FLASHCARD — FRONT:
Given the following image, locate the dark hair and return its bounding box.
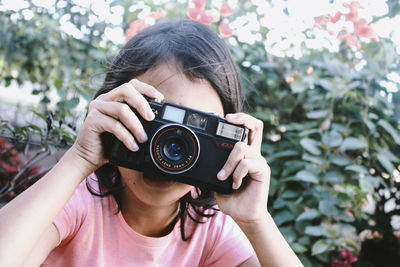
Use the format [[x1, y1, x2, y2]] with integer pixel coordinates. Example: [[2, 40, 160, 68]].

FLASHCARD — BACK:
[[88, 19, 243, 240]]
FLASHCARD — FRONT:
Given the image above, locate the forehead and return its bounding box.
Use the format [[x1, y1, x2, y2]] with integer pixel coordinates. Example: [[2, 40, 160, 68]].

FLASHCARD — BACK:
[[135, 63, 224, 116]]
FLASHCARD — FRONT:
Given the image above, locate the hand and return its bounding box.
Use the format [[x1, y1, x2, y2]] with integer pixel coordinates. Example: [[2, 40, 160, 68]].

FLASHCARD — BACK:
[[70, 79, 164, 173], [215, 113, 270, 225]]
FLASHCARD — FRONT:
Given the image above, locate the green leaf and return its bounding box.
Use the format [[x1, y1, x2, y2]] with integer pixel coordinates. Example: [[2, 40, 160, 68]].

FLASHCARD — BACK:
[[281, 190, 299, 199], [300, 138, 321, 155], [305, 225, 324, 236], [302, 154, 326, 166], [274, 210, 295, 226], [363, 118, 376, 133], [290, 80, 307, 93], [378, 120, 400, 145], [319, 191, 339, 217], [298, 236, 311, 246], [297, 209, 319, 221], [322, 130, 343, 148], [291, 243, 308, 253], [329, 154, 351, 166], [345, 165, 369, 174], [294, 170, 319, 183], [377, 147, 398, 162], [66, 97, 80, 109], [332, 123, 351, 134], [359, 178, 374, 193], [54, 78, 63, 89], [280, 227, 297, 243], [337, 210, 355, 222], [306, 110, 328, 119], [325, 171, 345, 183], [377, 152, 395, 174], [339, 137, 367, 151], [312, 239, 330, 255], [273, 198, 287, 209], [267, 150, 298, 162], [314, 79, 333, 91]]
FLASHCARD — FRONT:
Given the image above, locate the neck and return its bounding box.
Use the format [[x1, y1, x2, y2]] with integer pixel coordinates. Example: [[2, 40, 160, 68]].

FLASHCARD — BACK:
[[119, 189, 180, 238]]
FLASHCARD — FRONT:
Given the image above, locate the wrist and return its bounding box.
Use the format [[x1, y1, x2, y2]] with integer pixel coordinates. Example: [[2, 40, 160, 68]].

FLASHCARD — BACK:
[[236, 212, 273, 235], [62, 146, 100, 178]]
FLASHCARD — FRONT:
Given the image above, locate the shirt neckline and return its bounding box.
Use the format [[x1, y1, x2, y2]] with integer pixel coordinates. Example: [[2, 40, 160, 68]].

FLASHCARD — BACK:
[[117, 208, 181, 248]]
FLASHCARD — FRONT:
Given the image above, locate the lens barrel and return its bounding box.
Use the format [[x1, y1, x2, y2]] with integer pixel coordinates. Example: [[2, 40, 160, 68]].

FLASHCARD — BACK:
[[150, 124, 200, 174]]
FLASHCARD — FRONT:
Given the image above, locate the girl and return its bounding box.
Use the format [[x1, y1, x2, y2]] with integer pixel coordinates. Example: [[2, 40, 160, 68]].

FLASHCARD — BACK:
[[0, 19, 302, 267]]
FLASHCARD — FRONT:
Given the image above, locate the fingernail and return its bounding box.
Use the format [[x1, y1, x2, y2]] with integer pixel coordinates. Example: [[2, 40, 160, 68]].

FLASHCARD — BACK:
[[226, 114, 236, 119], [217, 169, 225, 180], [147, 110, 155, 120], [232, 182, 239, 190], [132, 142, 139, 152], [140, 132, 148, 143], [156, 92, 164, 99]]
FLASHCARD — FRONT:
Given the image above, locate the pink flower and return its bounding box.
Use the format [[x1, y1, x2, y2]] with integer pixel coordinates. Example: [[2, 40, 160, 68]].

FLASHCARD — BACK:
[[338, 33, 359, 48], [199, 10, 213, 24], [345, 9, 358, 22], [149, 8, 166, 20], [220, 2, 234, 17], [348, 255, 358, 263], [219, 21, 233, 37], [187, 8, 201, 20], [192, 0, 205, 9], [331, 259, 343, 267], [330, 11, 342, 23], [125, 19, 148, 42], [343, 1, 361, 22], [353, 19, 376, 38], [343, 1, 361, 12]]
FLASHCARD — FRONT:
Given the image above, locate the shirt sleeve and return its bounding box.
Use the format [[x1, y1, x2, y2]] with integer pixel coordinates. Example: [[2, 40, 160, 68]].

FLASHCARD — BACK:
[[202, 212, 256, 267], [52, 178, 92, 246]]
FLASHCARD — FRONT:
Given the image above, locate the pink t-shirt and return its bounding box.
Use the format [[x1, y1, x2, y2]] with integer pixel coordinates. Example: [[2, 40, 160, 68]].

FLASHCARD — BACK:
[[43, 174, 255, 266]]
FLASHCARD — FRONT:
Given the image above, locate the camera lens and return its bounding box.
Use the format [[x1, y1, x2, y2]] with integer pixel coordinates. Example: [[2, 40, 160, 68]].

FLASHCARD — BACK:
[[163, 138, 186, 161], [150, 124, 200, 174]]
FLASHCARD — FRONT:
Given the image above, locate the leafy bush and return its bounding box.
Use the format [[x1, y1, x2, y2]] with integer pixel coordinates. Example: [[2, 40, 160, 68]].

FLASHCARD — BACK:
[[1, 0, 400, 266]]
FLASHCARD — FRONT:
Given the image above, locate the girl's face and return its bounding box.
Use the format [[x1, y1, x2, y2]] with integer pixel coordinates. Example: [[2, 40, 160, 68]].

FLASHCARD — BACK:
[[118, 62, 224, 208]]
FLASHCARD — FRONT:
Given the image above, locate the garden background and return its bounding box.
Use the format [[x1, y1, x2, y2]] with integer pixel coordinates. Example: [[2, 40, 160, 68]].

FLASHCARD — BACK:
[[1, 0, 400, 266]]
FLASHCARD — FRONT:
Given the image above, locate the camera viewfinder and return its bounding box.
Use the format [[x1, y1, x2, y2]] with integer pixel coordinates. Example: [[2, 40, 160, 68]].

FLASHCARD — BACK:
[[162, 105, 186, 123]]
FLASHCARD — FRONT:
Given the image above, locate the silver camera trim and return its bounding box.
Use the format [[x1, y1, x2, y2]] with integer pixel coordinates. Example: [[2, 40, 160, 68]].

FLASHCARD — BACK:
[[149, 123, 200, 175]]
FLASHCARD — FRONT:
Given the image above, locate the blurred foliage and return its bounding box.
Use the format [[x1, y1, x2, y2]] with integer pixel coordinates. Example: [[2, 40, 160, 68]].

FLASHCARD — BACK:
[[1, 0, 400, 266]]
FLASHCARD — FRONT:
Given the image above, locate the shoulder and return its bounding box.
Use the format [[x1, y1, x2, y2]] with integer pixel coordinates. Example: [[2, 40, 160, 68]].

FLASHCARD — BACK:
[[191, 207, 256, 266], [186, 206, 245, 245]]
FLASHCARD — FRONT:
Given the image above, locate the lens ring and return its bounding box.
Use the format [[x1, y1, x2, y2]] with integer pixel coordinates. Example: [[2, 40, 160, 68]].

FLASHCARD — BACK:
[[149, 124, 200, 174]]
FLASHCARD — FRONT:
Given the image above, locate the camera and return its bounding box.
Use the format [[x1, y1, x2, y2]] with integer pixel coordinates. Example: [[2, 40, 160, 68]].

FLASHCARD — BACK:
[[102, 98, 247, 194]]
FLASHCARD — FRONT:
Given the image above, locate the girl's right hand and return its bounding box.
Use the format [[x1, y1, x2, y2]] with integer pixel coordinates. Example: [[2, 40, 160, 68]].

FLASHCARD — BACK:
[[70, 78, 164, 173]]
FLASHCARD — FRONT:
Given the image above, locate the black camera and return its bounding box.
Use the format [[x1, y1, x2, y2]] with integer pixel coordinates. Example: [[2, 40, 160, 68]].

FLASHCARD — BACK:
[[102, 98, 247, 194]]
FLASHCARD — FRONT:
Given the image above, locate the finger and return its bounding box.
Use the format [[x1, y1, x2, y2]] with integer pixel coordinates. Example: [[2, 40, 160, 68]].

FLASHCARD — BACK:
[[129, 79, 164, 101], [231, 158, 251, 189], [98, 80, 162, 121], [89, 110, 140, 152], [217, 142, 247, 181], [233, 157, 269, 188], [225, 113, 263, 151], [91, 100, 148, 143]]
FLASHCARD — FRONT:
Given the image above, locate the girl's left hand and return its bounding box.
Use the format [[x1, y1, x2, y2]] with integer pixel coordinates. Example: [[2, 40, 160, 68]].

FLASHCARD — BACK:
[[216, 113, 270, 225]]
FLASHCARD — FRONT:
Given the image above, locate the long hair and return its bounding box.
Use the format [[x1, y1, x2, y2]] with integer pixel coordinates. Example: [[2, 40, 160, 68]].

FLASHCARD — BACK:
[[88, 19, 243, 240]]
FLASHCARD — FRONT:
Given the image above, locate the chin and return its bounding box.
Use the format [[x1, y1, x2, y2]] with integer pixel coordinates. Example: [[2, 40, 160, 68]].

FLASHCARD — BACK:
[[118, 167, 193, 206]]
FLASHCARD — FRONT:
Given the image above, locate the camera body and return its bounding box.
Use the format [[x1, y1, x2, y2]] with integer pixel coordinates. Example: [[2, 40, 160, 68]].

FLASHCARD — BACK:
[[103, 99, 246, 194]]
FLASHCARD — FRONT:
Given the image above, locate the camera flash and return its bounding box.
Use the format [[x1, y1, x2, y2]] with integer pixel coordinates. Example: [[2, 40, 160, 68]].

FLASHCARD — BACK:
[[216, 122, 245, 141]]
